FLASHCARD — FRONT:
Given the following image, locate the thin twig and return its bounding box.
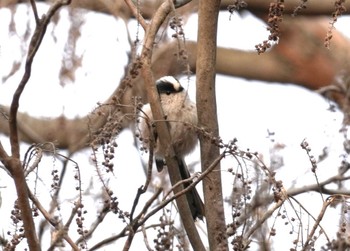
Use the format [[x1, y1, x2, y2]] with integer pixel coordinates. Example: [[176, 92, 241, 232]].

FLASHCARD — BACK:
[[141, 222, 153, 251], [301, 195, 338, 251], [124, 0, 147, 30], [123, 188, 163, 251], [75, 200, 110, 244], [89, 228, 128, 251], [29, 0, 40, 24], [27, 187, 80, 251], [244, 192, 285, 241], [130, 113, 155, 221], [289, 196, 331, 245]]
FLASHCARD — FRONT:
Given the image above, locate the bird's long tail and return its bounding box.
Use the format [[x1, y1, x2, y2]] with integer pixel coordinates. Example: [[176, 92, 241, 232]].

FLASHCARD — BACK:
[[177, 158, 205, 220]]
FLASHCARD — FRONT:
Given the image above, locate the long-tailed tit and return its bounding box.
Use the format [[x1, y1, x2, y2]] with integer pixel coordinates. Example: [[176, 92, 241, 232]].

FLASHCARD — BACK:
[[138, 76, 205, 220]]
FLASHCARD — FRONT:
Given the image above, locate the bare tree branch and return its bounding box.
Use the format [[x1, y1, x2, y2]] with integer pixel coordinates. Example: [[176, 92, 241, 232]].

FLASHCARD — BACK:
[[196, 0, 227, 250], [3, 0, 350, 18]]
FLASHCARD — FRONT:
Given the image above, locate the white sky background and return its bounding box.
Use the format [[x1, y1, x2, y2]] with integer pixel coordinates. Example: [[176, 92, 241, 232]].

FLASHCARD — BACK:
[[0, 3, 349, 250]]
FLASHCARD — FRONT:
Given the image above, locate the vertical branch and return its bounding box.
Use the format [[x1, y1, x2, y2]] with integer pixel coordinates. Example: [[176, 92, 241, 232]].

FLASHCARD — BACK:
[[139, 1, 205, 250], [4, 1, 72, 251], [196, 0, 228, 250], [9, 0, 71, 158]]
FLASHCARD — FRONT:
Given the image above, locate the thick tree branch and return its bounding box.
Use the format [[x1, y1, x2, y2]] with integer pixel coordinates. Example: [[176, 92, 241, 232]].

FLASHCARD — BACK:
[[3, 0, 350, 18], [196, 0, 228, 250]]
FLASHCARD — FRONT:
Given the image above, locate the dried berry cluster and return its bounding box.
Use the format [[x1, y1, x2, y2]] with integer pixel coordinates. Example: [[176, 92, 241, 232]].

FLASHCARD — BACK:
[[170, 16, 184, 40], [219, 135, 292, 250], [325, 0, 347, 48], [103, 188, 127, 222], [75, 202, 88, 249], [255, 1, 284, 54], [51, 169, 60, 190], [90, 59, 143, 175], [300, 139, 318, 173], [153, 215, 175, 251], [169, 16, 191, 74], [227, 167, 254, 251], [227, 0, 248, 15], [227, 178, 253, 251], [5, 202, 25, 250], [126, 58, 143, 80], [91, 117, 122, 173], [101, 137, 118, 173], [276, 210, 297, 234]]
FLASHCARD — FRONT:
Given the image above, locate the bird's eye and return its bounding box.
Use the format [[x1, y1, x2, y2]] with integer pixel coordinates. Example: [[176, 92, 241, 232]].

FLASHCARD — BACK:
[[166, 91, 171, 95]]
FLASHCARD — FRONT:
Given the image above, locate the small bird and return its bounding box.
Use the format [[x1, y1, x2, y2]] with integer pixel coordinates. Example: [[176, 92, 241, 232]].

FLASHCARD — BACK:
[[138, 76, 205, 220]]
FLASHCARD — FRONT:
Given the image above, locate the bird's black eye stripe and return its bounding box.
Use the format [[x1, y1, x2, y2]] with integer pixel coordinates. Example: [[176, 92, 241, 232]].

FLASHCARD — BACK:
[[156, 79, 184, 94]]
